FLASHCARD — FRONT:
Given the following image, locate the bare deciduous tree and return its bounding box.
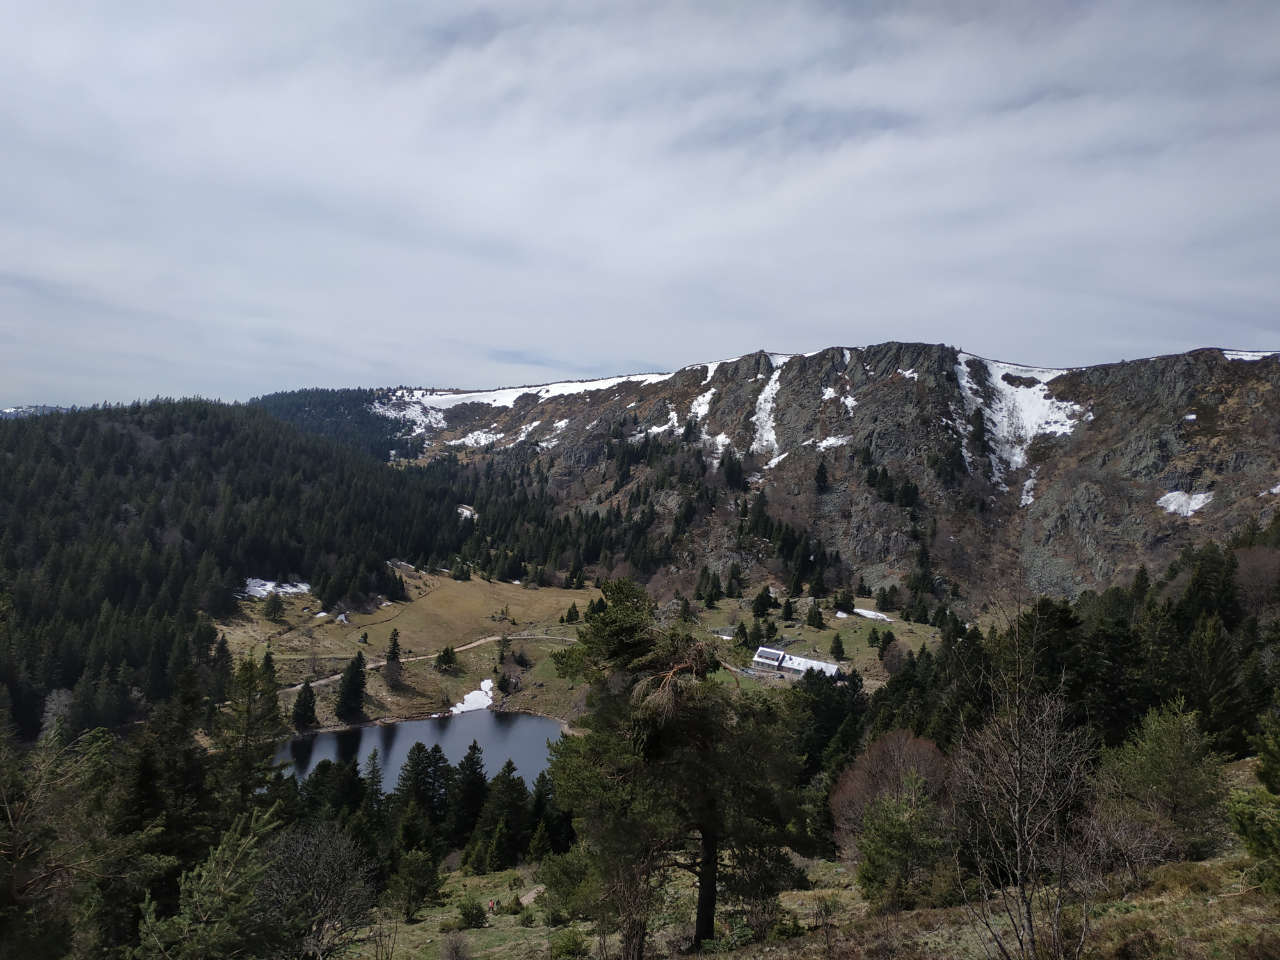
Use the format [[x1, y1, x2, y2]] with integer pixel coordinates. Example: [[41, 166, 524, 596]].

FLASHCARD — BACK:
[[257, 821, 376, 959], [952, 679, 1099, 960]]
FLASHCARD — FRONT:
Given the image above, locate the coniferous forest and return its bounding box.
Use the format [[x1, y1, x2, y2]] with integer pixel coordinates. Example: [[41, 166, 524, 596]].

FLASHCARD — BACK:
[[1, 400, 1279, 959]]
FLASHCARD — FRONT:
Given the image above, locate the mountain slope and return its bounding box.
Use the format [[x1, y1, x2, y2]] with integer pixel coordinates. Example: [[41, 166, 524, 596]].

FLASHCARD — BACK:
[[358, 342, 1280, 601]]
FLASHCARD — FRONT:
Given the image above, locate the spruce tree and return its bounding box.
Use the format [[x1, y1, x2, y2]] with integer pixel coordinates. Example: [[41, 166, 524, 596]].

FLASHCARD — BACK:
[[781, 598, 795, 621], [830, 633, 845, 661], [384, 629, 403, 688], [447, 740, 488, 847], [262, 592, 284, 621], [806, 603, 825, 629], [213, 656, 286, 814], [336, 651, 367, 722], [292, 680, 317, 729]]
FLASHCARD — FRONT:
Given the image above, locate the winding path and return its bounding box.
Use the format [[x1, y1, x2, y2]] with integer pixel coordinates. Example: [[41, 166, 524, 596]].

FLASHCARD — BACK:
[[279, 633, 572, 694]]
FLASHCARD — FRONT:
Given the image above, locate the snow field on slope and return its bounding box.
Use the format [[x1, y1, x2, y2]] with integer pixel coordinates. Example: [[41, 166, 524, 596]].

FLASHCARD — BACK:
[[1157, 491, 1213, 517], [955, 354, 1084, 485], [243, 579, 311, 598], [750, 369, 783, 456]]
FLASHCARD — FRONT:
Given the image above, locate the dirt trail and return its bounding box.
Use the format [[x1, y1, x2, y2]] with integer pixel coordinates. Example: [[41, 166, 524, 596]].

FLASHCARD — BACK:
[[279, 633, 571, 694]]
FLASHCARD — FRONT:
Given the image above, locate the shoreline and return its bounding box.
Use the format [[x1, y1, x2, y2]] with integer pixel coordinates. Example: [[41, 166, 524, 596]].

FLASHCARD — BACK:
[[282, 702, 577, 741]]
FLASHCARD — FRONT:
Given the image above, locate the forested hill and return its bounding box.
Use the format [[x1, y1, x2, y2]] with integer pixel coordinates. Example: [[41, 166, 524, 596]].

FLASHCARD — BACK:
[[249, 387, 424, 461], [0, 400, 535, 736]]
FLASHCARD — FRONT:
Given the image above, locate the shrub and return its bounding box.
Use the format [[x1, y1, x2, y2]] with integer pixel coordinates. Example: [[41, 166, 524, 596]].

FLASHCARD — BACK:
[[442, 932, 470, 960], [542, 904, 569, 927], [457, 896, 487, 929], [1095, 698, 1227, 865], [855, 771, 949, 912], [519, 907, 535, 927], [548, 928, 589, 959]]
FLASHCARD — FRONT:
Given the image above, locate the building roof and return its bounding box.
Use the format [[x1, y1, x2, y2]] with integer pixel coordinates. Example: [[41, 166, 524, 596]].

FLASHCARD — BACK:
[[751, 646, 840, 676]]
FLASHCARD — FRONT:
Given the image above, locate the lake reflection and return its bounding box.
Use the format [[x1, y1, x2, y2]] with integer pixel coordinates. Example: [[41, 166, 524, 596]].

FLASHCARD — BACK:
[[277, 710, 563, 785]]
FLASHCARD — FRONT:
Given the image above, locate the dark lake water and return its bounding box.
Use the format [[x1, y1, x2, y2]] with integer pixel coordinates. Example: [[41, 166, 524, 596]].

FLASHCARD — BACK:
[[276, 710, 564, 786]]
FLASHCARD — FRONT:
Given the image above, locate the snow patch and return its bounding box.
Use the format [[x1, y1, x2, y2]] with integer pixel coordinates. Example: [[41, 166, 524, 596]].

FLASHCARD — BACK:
[[371, 373, 675, 434], [1222, 349, 1279, 361], [448, 429, 504, 448], [750, 370, 783, 456], [1260, 483, 1280, 497], [1183, 414, 1197, 421], [817, 436, 852, 451], [955, 354, 1083, 487], [853, 609, 894, 622], [314, 611, 329, 618], [648, 406, 680, 434], [243, 579, 311, 599], [457, 505, 477, 520], [450, 678, 495, 714], [1157, 491, 1214, 517], [1020, 468, 1039, 507], [842, 396, 858, 414], [690, 388, 715, 421], [821, 387, 837, 400], [835, 610, 849, 619], [764, 452, 789, 470], [514, 420, 543, 443], [897, 368, 919, 381]]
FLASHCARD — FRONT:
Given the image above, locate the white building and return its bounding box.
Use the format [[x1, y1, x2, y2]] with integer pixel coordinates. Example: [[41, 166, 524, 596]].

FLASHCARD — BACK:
[[751, 646, 841, 677]]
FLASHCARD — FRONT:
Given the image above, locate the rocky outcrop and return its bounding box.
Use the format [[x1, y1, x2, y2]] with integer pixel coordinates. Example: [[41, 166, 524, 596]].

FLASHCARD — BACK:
[[375, 344, 1280, 604]]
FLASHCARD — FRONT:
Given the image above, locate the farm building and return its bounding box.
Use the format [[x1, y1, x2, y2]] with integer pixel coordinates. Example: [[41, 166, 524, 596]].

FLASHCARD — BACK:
[[751, 646, 841, 677]]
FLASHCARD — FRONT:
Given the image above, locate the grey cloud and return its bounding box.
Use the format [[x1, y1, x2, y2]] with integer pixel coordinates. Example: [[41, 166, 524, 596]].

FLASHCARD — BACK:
[[0, 0, 1278, 405]]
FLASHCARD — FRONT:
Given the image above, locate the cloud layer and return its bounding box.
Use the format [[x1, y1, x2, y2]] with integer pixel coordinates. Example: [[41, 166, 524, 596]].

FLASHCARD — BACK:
[[3, 1, 1278, 404]]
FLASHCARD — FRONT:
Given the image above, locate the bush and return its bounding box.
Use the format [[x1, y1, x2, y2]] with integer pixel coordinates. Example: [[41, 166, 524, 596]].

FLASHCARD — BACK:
[[855, 771, 949, 912], [442, 932, 470, 960], [519, 907, 535, 927], [1096, 699, 1227, 865], [1145, 860, 1219, 896], [548, 928, 589, 959], [457, 896, 487, 929], [504, 896, 523, 915], [542, 904, 569, 928]]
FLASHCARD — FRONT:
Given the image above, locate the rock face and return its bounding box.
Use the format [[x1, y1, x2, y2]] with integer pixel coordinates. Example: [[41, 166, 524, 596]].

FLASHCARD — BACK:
[[374, 344, 1280, 602]]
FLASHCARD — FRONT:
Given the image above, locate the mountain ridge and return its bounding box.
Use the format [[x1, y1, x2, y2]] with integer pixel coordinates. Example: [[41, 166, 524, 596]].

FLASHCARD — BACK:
[[352, 341, 1280, 606]]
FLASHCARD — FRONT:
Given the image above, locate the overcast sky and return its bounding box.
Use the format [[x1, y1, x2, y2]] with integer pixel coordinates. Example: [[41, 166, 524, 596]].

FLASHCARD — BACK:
[[3, 1, 1278, 405]]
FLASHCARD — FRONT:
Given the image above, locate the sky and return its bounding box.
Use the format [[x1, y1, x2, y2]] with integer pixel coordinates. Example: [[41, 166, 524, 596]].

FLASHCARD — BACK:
[[2, 0, 1279, 406]]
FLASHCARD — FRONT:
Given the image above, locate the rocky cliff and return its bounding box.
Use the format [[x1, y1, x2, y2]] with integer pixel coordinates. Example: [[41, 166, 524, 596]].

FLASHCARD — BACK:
[[370, 343, 1280, 603]]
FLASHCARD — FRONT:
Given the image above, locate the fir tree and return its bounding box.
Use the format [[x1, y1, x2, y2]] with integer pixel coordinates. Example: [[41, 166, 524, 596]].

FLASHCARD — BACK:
[[292, 680, 318, 729], [262, 592, 284, 621], [336, 651, 367, 722], [806, 603, 825, 629], [384, 629, 403, 688]]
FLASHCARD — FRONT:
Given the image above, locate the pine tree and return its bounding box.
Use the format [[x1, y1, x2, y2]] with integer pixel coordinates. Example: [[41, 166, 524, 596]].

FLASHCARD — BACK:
[[806, 603, 825, 629], [384, 629, 403, 688], [447, 740, 488, 848], [815, 460, 830, 493], [830, 633, 845, 661], [213, 656, 286, 814], [262, 592, 284, 621], [435, 645, 458, 672], [336, 651, 367, 722], [781, 598, 795, 621], [292, 680, 317, 729]]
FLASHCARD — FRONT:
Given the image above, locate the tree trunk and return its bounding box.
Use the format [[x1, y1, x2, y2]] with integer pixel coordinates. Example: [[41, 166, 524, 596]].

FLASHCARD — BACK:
[[693, 828, 718, 948], [619, 916, 648, 960]]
